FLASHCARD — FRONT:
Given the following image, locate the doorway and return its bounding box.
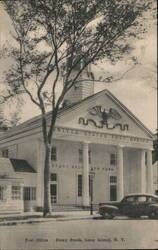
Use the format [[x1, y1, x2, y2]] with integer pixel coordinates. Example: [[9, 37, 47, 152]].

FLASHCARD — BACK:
[[109, 175, 117, 201], [50, 184, 57, 204], [110, 185, 117, 201]]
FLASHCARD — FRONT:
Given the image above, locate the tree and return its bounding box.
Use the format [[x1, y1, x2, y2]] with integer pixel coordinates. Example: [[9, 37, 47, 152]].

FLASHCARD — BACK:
[[1, 0, 153, 216]]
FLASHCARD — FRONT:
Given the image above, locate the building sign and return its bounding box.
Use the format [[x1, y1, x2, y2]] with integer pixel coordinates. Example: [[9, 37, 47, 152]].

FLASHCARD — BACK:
[[78, 105, 129, 131]]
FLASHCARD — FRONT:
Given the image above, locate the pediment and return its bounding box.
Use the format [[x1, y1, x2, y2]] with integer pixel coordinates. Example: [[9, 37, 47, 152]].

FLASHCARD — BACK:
[[56, 90, 153, 139]]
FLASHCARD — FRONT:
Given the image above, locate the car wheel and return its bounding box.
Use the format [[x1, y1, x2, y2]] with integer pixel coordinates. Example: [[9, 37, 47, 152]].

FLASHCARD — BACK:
[[149, 211, 158, 219], [102, 211, 114, 219]]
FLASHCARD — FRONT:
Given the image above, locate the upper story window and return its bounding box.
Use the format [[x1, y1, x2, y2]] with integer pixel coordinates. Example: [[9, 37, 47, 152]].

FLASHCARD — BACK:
[[79, 149, 83, 163], [88, 150, 91, 164], [78, 149, 91, 164], [50, 173, 57, 182], [145, 151, 147, 166], [110, 153, 117, 166], [51, 147, 57, 161], [2, 149, 9, 158]]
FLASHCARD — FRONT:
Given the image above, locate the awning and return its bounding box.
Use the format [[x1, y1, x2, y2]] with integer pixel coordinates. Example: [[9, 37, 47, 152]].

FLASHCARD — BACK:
[[0, 157, 36, 176]]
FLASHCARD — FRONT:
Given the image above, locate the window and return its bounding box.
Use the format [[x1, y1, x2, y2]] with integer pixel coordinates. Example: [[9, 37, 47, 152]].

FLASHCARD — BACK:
[[50, 184, 57, 203], [126, 196, 135, 202], [109, 176, 117, 201], [0, 186, 5, 200], [137, 196, 146, 202], [147, 196, 158, 202], [110, 153, 117, 166], [51, 147, 57, 161], [78, 175, 92, 197], [50, 173, 57, 182], [110, 185, 117, 201], [145, 152, 147, 166], [78, 175, 82, 197], [2, 149, 8, 158], [110, 176, 117, 184], [23, 187, 36, 200], [78, 149, 91, 163], [12, 186, 21, 200], [89, 174, 94, 197], [79, 149, 83, 163]]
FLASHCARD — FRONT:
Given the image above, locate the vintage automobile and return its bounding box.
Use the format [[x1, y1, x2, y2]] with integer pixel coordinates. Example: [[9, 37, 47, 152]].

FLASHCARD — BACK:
[[98, 193, 158, 219]]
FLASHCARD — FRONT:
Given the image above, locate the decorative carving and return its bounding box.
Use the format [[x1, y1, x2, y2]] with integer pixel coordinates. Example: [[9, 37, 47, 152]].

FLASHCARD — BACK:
[[78, 117, 129, 131], [78, 105, 129, 131], [89, 106, 121, 124]]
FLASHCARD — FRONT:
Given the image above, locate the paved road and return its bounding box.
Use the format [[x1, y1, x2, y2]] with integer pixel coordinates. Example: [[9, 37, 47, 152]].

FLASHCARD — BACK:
[[0, 218, 158, 249]]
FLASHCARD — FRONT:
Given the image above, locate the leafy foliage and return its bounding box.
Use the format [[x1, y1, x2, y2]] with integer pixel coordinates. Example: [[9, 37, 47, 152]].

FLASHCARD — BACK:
[[2, 0, 153, 108], [1, 0, 154, 216]]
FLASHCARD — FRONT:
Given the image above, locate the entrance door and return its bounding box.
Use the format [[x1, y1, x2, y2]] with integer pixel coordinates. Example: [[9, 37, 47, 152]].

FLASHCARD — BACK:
[[110, 185, 117, 201], [76, 174, 82, 205], [109, 176, 117, 201], [50, 184, 57, 204]]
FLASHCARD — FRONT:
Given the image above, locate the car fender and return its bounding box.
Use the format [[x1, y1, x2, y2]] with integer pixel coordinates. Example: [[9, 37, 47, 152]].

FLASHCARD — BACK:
[[99, 205, 119, 214], [101, 205, 118, 210]]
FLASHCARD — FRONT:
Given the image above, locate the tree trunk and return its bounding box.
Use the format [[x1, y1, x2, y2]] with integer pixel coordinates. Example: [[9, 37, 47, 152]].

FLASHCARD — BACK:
[[43, 145, 52, 217]]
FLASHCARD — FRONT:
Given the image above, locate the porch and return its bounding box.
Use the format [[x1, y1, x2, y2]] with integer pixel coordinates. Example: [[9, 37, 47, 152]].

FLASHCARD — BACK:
[[47, 140, 154, 207]]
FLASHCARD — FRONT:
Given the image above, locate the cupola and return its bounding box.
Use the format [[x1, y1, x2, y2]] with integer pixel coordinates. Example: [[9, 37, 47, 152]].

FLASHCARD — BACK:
[[62, 53, 94, 107]]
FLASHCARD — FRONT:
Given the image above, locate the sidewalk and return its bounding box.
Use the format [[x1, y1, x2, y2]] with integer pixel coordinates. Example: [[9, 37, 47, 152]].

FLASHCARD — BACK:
[[0, 210, 99, 226]]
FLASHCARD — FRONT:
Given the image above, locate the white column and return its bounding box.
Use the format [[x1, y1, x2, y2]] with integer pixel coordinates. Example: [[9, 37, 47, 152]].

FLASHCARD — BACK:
[[140, 149, 146, 193], [117, 146, 124, 200], [147, 149, 154, 194], [82, 142, 90, 206], [36, 139, 45, 208]]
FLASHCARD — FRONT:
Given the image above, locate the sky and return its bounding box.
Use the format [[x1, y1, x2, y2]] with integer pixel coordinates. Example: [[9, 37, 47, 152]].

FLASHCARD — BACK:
[[0, 3, 157, 133]]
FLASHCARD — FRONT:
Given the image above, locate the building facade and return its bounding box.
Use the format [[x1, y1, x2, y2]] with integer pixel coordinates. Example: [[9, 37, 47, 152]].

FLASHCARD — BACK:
[[0, 87, 155, 212]]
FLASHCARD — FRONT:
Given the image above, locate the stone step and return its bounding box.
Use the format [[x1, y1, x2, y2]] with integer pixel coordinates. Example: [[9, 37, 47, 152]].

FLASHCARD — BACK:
[[51, 204, 99, 212]]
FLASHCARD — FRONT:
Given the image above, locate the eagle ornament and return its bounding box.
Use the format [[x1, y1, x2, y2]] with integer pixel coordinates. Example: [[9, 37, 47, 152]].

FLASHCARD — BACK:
[[88, 105, 121, 125]]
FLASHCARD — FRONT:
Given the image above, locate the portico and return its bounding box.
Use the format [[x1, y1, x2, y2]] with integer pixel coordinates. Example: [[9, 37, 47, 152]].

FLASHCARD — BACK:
[[78, 139, 154, 205], [50, 119, 153, 206]]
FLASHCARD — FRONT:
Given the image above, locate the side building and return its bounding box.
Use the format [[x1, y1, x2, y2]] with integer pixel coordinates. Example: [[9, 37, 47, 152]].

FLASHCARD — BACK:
[[0, 87, 155, 213]]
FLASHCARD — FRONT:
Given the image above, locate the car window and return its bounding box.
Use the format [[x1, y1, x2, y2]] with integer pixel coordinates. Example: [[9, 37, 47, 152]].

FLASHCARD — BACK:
[[147, 197, 153, 202], [126, 196, 135, 202], [147, 196, 158, 202], [137, 196, 147, 202]]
